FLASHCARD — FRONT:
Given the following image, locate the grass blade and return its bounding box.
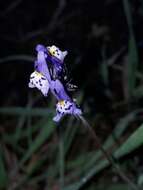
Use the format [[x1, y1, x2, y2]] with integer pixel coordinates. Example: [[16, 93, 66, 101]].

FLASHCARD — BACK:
[[115, 123, 143, 158], [122, 0, 139, 98], [64, 110, 143, 190], [0, 148, 8, 189], [0, 107, 53, 116]]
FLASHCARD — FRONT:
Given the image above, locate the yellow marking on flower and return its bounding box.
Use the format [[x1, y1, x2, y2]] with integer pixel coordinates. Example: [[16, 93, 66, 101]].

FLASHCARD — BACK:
[[35, 71, 43, 77], [58, 100, 65, 106], [48, 46, 57, 56]]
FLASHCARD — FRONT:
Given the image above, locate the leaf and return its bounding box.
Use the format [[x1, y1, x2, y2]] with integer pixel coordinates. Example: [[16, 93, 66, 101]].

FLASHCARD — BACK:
[[122, 0, 139, 97], [127, 35, 139, 97], [0, 107, 53, 116], [64, 111, 143, 190], [123, 0, 133, 30], [0, 149, 8, 189], [138, 174, 143, 186], [100, 44, 109, 86], [19, 119, 56, 167], [133, 85, 143, 99], [75, 110, 142, 174], [115, 123, 143, 158], [64, 159, 108, 190]]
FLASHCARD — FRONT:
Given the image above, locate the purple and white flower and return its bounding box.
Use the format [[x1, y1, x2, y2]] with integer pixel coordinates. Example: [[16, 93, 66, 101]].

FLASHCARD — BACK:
[[29, 44, 82, 122], [35, 44, 67, 78], [53, 100, 82, 122], [47, 45, 68, 62], [28, 71, 49, 96]]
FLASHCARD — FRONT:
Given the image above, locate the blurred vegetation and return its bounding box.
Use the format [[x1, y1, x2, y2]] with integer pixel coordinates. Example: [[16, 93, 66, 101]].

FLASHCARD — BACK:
[[1, 0, 143, 189]]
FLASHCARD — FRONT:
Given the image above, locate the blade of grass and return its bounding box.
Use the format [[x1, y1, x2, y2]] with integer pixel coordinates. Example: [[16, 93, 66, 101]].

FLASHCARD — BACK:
[[9, 148, 55, 190], [59, 110, 142, 187], [2, 118, 49, 145], [64, 159, 109, 190], [122, 0, 139, 98], [20, 119, 55, 165], [64, 118, 78, 155], [10, 117, 56, 180], [114, 123, 143, 158], [64, 112, 143, 190], [79, 116, 138, 189], [0, 107, 53, 116], [95, 183, 129, 190], [43, 118, 78, 184], [14, 115, 26, 142], [0, 147, 8, 189], [100, 44, 109, 86], [74, 109, 143, 173]]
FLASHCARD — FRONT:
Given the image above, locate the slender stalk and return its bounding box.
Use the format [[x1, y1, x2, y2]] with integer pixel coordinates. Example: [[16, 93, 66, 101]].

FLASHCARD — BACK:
[[78, 115, 139, 190], [58, 126, 65, 189]]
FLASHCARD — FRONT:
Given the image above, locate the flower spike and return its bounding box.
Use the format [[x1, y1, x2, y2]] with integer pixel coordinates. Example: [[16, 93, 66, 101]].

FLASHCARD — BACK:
[[29, 44, 82, 122]]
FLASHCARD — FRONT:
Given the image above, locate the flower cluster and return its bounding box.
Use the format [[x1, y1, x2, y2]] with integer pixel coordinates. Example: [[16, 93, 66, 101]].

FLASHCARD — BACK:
[[29, 44, 82, 122]]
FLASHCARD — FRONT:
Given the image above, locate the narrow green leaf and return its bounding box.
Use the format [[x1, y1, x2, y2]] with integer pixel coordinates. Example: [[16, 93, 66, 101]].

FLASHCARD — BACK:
[[115, 123, 143, 158], [127, 35, 138, 97], [96, 184, 129, 190], [64, 119, 78, 154], [123, 0, 139, 97], [133, 85, 143, 99], [0, 107, 53, 116], [0, 149, 8, 189], [100, 44, 109, 86], [64, 111, 143, 190], [123, 0, 133, 30], [19, 119, 55, 166], [64, 159, 108, 190], [75, 110, 142, 173], [138, 174, 143, 186]]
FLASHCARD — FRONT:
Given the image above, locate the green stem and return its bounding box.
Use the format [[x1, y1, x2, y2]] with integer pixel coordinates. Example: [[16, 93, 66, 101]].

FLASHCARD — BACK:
[[78, 115, 139, 190]]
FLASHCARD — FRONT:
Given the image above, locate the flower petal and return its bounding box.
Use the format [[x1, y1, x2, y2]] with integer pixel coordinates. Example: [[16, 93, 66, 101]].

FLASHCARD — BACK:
[[50, 80, 72, 101], [53, 112, 63, 122], [35, 50, 52, 82], [35, 46, 72, 101], [53, 100, 82, 122], [36, 44, 47, 53], [29, 71, 49, 96]]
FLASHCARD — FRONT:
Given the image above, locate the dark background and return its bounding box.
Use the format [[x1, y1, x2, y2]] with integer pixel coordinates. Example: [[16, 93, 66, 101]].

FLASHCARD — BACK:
[[0, 0, 141, 108]]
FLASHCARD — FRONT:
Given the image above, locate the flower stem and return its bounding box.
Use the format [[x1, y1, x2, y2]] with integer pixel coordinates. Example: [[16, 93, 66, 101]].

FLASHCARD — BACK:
[[78, 115, 139, 190]]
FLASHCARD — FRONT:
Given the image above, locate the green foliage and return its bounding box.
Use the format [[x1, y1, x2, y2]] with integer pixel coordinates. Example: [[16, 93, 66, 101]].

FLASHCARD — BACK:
[[1, 107, 143, 189], [0, 107, 53, 116], [126, 34, 139, 98], [115, 123, 143, 158], [123, 0, 138, 98], [100, 44, 109, 86], [0, 149, 8, 189]]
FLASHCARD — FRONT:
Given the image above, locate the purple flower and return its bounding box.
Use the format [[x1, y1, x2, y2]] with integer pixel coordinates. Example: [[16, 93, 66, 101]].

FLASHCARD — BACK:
[[53, 100, 82, 122], [28, 71, 49, 96], [35, 44, 67, 79], [47, 45, 68, 62], [29, 44, 82, 122], [34, 44, 72, 101]]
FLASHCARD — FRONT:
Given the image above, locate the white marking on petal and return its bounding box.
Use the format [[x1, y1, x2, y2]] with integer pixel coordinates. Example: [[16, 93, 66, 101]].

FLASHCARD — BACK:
[[47, 45, 67, 61], [29, 71, 49, 96], [56, 100, 73, 114], [56, 100, 82, 116], [53, 113, 62, 122]]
